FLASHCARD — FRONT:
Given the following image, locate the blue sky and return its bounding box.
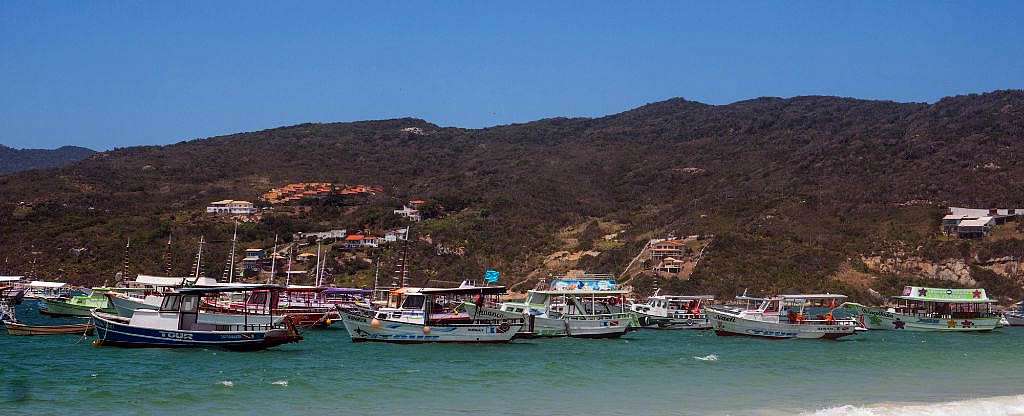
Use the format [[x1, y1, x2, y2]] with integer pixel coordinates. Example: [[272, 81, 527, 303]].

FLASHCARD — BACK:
[[2, 2, 1022, 150]]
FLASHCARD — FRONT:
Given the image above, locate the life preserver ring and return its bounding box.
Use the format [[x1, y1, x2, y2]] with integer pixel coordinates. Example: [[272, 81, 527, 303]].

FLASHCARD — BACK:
[[824, 313, 835, 324]]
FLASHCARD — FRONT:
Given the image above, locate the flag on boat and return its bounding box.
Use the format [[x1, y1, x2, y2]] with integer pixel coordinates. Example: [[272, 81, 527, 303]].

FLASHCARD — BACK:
[[484, 269, 500, 283]]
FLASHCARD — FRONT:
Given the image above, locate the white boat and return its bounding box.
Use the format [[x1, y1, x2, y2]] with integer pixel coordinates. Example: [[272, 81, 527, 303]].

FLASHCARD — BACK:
[[629, 295, 714, 329], [466, 288, 632, 338], [1002, 302, 1024, 326], [105, 275, 222, 318], [842, 286, 1000, 331], [22, 280, 70, 300], [339, 285, 522, 343], [706, 294, 858, 340]]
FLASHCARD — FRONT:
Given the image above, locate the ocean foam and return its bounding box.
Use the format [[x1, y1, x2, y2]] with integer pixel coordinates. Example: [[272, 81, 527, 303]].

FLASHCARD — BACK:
[[271, 380, 288, 386], [219, 380, 234, 388], [805, 394, 1024, 416], [694, 354, 719, 361]]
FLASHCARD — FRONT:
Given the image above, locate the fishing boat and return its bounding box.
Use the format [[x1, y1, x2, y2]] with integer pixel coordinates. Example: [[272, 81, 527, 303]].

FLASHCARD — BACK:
[[202, 286, 345, 328], [91, 285, 302, 350], [1, 288, 94, 336], [629, 294, 715, 329], [41, 289, 112, 317], [466, 288, 632, 338], [22, 280, 70, 300], [338, 285, 523, 343], [705, 294, 858, 339], [842, 286, 1000, 331]]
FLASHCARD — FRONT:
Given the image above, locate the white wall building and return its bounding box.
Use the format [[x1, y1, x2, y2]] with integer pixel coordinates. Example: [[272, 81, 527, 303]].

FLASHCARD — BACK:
[[394, 205, 421, 222], [206, 200, 257, 215]]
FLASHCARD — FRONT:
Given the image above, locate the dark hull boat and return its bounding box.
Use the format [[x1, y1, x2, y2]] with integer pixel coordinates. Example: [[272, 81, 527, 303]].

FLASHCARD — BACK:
[[91, 312, 299, 351], [90, 285, 302, 351]]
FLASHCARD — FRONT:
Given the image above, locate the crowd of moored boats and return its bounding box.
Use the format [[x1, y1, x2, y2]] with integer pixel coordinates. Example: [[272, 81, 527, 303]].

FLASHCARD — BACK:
[[2, 274, 1022, 350]]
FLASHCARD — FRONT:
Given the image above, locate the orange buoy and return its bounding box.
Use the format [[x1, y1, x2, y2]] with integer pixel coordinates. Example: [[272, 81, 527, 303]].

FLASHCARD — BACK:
[[370, 318, 381, 329], [422, 326, 432, 335]]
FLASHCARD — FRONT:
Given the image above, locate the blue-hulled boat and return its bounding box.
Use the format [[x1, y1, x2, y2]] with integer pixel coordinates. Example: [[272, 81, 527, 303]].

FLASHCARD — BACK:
[[91, 284, 302, 351]]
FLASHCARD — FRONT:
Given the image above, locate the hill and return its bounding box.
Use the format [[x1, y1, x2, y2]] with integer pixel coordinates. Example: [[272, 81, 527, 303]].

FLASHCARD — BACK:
[[1, 90, 1024, 301], [0, 145, 96, 174]]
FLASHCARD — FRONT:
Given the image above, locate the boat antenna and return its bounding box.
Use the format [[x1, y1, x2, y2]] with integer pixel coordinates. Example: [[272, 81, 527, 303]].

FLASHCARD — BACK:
[[268, 234, 278, 284]]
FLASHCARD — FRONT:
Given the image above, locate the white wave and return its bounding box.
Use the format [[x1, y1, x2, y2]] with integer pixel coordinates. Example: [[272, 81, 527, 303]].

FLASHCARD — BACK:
[[271, 380, 288, 386], [804, 394, 1024, 416], [219, 380, 234, 388], [694, 354, 718, 361]]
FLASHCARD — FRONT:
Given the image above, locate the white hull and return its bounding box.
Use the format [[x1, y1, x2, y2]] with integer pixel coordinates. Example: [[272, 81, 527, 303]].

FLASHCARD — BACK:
[[1004, 312, 1024, 326], [465, 303, 629, 338], [339, 308, 520, 343], [705, 306, 856, 339], [632, 311, 711, 329], [844, 304, 999, 332]]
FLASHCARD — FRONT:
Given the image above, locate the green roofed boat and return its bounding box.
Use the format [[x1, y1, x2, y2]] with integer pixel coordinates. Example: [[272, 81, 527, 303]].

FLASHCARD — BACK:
[[42, 289, 113, 317], [842, 286, 999, 332]]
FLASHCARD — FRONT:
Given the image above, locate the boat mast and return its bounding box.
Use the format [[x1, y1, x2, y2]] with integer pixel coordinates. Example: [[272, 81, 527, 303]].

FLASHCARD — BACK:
[[193, 236, 205, 280], [162, 234, 174, 276], [224, 221, 239, 283], [268, 234, 278, 284], [121, 238, 132, 285], [285, 245, 293, 286], [314, 237, 323, 287]]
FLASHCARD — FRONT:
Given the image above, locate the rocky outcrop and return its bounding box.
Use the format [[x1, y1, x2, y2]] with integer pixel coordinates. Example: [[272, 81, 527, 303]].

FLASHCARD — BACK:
[[861, 256, 975, 285]]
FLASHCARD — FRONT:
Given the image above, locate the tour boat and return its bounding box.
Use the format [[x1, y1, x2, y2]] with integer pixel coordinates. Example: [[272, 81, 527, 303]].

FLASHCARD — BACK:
[[42, 289, 112, 317], [466, 288, 632, 338], [842, 286, 1000, 331], [338, 285, 522, 343], [203, 286, 346, 328], [629, 294, 715, 329], [705, 294, 858, 340], [91, 285, 302, 350], [22, 280, 71, 300], [106, 275, 221, 317]]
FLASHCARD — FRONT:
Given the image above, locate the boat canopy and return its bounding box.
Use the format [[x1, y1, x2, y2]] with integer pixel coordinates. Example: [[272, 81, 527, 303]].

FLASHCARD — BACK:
[[178, 284, 284, 294], [28, 281, 66, 288], [135, 275, 217, 287], [894, 286, 995, 304], [0, 276, 24, 282], [656, 295, 715, 300], [419, 286, 508, 296], [529, 289, 629, 296], [323, 287, 372, 295], [777, 294, 847, 300]]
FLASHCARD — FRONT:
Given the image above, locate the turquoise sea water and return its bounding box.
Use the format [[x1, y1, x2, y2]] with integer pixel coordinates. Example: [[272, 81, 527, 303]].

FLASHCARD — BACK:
[[4, 301, 1024, 416]]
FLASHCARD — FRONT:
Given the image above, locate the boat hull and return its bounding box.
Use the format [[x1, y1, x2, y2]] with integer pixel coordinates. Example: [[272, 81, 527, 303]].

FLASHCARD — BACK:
[[1005, 312, 1024, 326], [3, 320, 94, 336], [705, 307, 856, 340], [42, 299, 106, 317], [632, 311, 711, 330], [91, 312, 301, 351], [107, 294, 159, 318], [846, 305, 999, 331], [339, 308, 520, 343], [464, 303, 629, 338]]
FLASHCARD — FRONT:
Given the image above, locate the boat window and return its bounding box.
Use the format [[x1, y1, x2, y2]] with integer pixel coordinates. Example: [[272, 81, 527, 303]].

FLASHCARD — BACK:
[[250, 292, 268, 306], [180, 295, 199, 313], [160, 295, 181, 311], [401, 295, 425, 309]]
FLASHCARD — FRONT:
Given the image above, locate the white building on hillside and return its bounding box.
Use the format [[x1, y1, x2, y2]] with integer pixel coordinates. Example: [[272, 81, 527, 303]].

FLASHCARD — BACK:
[[206, 200, 257, 215]]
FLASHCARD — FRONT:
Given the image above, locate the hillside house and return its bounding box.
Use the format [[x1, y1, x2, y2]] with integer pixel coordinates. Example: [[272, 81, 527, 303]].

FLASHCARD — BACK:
[[385, 228, 409, 242], [206, 200, 257, 215], [942, 207, 1023, 237], [344, 234, 365, 249], [242, 248, 265, 272], [293, 229, 346, 242], [653, 257, 686, 274], [649, 239, 686, 262], [394, 205, 422, 222]]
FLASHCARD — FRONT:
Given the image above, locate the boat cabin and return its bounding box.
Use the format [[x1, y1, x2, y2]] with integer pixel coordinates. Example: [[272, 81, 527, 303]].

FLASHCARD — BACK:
[[129, 285, 283, 332], [748, 294, 849, 325], [521, 289, 629, 318], [374, 286, 508, 325], [633, 295, 714, 316], [889, 286, 996, 319]]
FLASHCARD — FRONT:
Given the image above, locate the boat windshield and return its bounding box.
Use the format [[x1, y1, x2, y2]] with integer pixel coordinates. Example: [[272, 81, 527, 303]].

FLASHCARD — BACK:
[[401, 295, 425, 310]]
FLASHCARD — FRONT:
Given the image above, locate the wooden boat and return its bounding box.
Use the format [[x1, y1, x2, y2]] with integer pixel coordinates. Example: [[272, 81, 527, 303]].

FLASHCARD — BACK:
[[706, 294, 858, 340], [3, 320, 94, 336], [91, 284, 302, 351], [629, 294, 715, 329], [842, 286, 1000, 332], [339, 285, 522, 343]]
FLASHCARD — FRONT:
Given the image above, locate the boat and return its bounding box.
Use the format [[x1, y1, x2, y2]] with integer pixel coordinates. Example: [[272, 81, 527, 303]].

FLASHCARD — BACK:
[[91, 284, 303, 350], [338, 285, 523, 343], [842, 286, 1000, 331], [42, 289, 112, 317], [1, 288, 94, 336], [705, 294, 858, 339], [105, 275, 221, 318], [629, 294, 715, 329], [4, 320, 94, 336], [1001, 301, 1024, 326], [466, 288, 633, 338], [202, 286, 353, 328], [22, 280, 71, 300]]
